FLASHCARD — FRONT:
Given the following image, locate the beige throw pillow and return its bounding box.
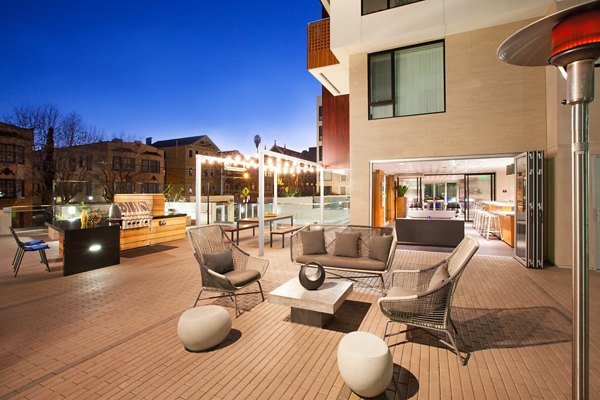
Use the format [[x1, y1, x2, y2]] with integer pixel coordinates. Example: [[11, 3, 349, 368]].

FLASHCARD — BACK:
[[333, 232, 360, 258], [368, 235, 394, 262], [427, 260, 450, 291], [301, 229, 327, 255]]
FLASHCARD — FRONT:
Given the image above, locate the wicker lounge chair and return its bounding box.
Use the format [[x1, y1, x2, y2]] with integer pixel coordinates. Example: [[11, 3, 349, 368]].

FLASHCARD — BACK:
[[290, 224, 397, 293], [187, 225, 269, 317], [378, 236, 479, 365]]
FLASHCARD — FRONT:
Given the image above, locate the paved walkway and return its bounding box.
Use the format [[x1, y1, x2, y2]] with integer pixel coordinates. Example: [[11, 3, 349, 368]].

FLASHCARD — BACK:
[[0, 230, 598, 399]]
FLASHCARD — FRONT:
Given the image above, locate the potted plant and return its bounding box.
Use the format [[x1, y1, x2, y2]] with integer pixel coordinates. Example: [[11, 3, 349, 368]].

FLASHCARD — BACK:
[[395, 184, 409, 219]]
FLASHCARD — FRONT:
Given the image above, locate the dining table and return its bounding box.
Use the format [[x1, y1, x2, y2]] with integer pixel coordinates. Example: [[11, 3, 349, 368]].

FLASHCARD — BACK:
[[235, 214, 294, 244]]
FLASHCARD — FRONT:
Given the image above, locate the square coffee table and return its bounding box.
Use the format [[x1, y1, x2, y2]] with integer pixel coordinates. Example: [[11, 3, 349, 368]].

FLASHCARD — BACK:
[[268, 279, 353, 327]]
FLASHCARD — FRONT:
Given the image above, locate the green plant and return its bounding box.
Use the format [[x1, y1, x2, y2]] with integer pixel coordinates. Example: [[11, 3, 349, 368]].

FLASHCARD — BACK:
[[163, 183, 174, 202], [396, 184, 409, 197]]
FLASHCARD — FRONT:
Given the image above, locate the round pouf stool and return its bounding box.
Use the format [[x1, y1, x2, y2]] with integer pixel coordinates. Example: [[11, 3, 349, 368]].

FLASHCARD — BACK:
[[337, 331, 393, 398], [177, 305, 232, 351]]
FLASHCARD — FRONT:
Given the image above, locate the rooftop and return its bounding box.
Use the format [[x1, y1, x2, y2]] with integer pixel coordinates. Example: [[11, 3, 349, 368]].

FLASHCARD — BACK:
[[1, 230, 599, 399]]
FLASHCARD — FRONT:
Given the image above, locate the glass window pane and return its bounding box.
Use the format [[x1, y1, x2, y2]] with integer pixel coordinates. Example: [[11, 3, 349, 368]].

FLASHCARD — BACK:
[[447, 182, 458, 202], [363, 0, 388, 14], [435, 183, 446, 200], [370, 104, 393, 119], [395, 42, 444, 116], [370, 53, 392, 103]]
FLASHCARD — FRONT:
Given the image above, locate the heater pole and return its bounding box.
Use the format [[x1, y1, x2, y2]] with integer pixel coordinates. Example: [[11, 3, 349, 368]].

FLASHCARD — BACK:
[[567, 59, 594, 400]]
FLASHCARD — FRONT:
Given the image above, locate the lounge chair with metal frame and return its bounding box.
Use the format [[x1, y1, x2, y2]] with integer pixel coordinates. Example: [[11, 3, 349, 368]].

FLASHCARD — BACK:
[[378, 236, 479, 365], [10, 227, 50, 277], [187, 225, 269, 317]]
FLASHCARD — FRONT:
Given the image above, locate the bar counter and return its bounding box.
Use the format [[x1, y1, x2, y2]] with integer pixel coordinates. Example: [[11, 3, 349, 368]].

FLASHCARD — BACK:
[[47, 220, 120, 276], [481, 201, 515, 247]]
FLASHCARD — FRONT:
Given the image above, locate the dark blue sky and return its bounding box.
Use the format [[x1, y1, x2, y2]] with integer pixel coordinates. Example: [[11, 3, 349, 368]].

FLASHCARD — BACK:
[[0, 1, 323, 154]]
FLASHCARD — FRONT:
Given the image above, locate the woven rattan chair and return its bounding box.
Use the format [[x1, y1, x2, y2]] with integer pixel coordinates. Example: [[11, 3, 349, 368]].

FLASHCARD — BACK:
[[187, 225, 268, 317], [378, 236, 479, 365]]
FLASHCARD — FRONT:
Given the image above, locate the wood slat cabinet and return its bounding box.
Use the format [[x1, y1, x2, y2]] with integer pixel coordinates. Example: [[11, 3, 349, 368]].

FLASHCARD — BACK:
[[120, 216, 187, 250]]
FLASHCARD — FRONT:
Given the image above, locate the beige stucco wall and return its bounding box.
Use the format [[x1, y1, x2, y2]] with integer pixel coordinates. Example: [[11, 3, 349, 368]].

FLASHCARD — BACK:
[[348, 20, 547, 225]]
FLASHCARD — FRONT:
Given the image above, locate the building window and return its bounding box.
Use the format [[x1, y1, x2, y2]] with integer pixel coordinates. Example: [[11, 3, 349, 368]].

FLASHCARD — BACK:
[[324, 171, 332, 181], [141, 159, 160, 173], [141, 182, 160, 193], [369, 40, 445, 119], [122, 157, 135, 171], [318, 105, 323, 121], [318, 126, 323, 142], [0, 143, 25, 164], [340, 175, 347, 182], [362, 0, 423, 15], [112, 156, 122, 170], [0, 179, 24, 198], [114, 181, 135, 194], [189, 149, 193, 158], [319, 146, 323, 161], [340, 186, 347, 195]]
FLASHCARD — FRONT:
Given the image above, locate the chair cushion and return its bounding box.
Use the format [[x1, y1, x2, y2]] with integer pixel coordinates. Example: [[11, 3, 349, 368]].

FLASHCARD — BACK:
[[427, 260, 450, 291], [301, 229, 326, 255], [224, 269, 261, 287], [334, 232, 360, 258], [296, 254, 386, 272], [386, 286, 419, 298], [203, 249, 234, 274], [369, 235, 393, 262], [26, 244, 49, 251]]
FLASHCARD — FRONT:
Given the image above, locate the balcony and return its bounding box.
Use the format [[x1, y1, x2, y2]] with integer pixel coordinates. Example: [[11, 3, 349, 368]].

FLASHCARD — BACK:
[[307, 18, 349, 95], [307, 18, 338, 69]]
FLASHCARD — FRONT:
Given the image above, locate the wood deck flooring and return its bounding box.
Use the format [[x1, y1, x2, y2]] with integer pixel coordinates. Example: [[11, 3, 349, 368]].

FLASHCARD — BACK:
[[1, 230, 599, 399]]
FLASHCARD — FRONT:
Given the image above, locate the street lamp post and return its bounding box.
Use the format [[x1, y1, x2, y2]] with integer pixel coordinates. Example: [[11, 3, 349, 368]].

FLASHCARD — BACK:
[[498, 2, 600, 399]]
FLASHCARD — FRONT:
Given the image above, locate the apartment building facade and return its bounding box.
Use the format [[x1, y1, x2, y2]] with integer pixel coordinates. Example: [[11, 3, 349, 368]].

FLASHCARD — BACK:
[[0, 123, 34, 217], [51, 139, 165, 203], [308, 0, 600, 268]]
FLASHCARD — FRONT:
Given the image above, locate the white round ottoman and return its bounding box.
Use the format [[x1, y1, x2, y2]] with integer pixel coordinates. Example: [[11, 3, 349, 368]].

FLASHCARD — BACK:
[[337, 331, 393, 398], [177, 305, 232, 351]]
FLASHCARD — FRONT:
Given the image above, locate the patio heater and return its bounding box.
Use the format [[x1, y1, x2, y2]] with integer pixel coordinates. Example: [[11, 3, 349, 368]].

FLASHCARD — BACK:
[[497, 2, 600, 399]]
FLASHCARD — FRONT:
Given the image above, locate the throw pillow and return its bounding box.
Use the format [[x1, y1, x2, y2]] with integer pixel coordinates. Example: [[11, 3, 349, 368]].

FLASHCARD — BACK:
[[203, 249, 234, 274], [333, 232, 360, 258], [368, 235, 394, 262], [427, 260, 450, 291], [301, 229, 327, 255]]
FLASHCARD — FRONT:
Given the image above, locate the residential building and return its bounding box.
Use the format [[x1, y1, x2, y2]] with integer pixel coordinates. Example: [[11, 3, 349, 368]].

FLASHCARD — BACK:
[[0, 122, 34, 226], [151, 135, 221, 198], [51, 139, 165, 203], [270, 143, 319, 197], [307, 0, 600, 269]]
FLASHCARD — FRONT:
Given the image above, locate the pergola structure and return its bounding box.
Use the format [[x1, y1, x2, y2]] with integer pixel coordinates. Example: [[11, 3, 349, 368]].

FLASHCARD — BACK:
[[195, 149, 325, 255]]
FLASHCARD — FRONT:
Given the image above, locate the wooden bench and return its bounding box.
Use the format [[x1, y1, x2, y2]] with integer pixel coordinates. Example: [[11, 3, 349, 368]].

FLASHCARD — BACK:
[[270, 225, 302, 248], [221, 223, 258, 243]]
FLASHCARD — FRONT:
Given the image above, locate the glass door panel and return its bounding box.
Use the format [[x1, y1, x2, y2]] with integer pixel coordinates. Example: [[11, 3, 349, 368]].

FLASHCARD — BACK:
[[515, 153, 527, 263]]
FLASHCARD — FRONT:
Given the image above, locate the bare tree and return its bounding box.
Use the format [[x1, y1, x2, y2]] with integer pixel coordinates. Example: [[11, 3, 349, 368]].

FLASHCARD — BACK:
[[4, 104, 61, 149]]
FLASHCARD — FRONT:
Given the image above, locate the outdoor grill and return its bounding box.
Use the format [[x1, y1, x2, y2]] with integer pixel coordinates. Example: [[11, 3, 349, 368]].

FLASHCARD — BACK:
[[109, 201, 152, 229]]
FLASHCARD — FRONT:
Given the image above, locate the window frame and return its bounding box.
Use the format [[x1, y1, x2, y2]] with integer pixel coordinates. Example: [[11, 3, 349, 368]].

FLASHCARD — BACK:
[[141, 159, 160, 173], [0, 143, 25, 164], [368, 39, 446, 120], [0, 179, 24, 199], [362, 0, 424, 16]]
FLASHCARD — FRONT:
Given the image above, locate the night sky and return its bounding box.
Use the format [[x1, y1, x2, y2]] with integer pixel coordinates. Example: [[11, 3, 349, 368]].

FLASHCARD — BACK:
[[0, 1, 323, 154]]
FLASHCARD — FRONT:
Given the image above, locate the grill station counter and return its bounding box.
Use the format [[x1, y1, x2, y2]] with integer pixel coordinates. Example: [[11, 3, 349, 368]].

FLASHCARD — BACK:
[[111, 194, 188, 251]]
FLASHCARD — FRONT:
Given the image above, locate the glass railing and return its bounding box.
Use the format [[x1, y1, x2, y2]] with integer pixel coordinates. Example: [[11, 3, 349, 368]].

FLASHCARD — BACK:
[[169, 195, 351, 226], [1, 205, 53, 233]]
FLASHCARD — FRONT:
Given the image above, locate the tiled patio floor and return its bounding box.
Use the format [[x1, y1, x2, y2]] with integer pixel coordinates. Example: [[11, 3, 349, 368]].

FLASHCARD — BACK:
[[1, 230, 599, 399]]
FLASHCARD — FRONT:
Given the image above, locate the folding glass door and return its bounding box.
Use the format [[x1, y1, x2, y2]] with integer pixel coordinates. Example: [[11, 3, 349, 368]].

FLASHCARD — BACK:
[[514, 151, 544, 268]]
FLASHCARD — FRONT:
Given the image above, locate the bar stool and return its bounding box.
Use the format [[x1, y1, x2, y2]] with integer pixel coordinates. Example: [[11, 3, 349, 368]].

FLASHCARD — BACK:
[[10, 227, 50, 277], [480, 213, 502, 240]]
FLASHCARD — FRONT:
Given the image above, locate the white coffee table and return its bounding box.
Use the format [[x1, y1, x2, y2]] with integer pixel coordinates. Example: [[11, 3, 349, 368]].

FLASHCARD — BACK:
[[269, 279, 353, 327]]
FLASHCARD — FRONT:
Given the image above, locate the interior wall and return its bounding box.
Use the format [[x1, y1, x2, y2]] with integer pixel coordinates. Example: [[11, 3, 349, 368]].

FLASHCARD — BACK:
[[495, 164, 515, 203]]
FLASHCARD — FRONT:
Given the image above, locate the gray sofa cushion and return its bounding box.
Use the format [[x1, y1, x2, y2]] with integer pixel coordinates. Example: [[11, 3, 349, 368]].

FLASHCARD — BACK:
[[301, 229, 327, 255], [225, 269, 261, 287], [296, 254, 386, 272], [428, 260, 450, 291], [369, 235, 393, 262], [203, 249, 234, 274], [334, 232, 360, 258]]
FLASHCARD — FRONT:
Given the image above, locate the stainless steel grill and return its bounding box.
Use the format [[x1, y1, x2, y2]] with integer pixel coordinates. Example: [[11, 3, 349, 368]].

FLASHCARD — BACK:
[[109, 201, 152, 229]]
